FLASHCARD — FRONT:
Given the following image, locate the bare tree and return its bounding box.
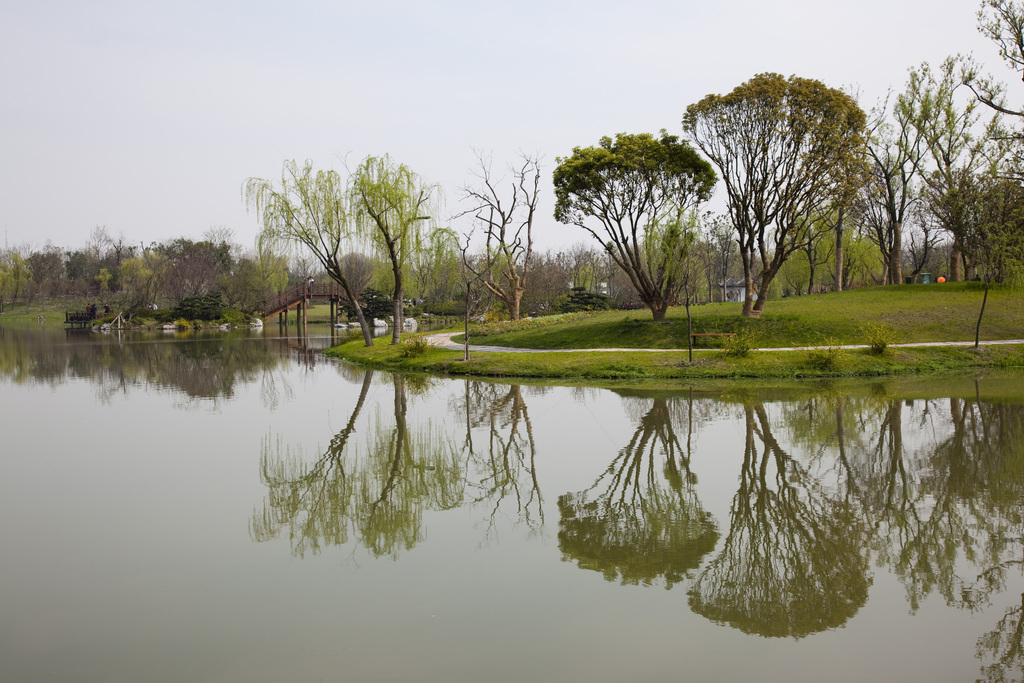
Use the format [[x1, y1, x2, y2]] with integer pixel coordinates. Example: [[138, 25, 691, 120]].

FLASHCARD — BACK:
[[459, 152, 541, 320]]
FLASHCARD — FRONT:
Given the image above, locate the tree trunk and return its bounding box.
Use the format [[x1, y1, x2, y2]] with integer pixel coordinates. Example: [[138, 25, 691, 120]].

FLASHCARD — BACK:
[[650, 299, 668, 321], [975, 274, 991, 348], [950, 242, 962, 282], [750, 271, 775, 317], [834, 220, 844, 292], [389, 250, 405, 344], [889, 221, 903, 284], [464, 281, 471, 362], [685, 297, 693, 364], [335, 276, 373, 347], [741, 272, 757, 317]]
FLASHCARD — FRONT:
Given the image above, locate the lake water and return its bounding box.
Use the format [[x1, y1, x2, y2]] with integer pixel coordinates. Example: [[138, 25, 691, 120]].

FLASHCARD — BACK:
[[1, 324, 1023, 683]]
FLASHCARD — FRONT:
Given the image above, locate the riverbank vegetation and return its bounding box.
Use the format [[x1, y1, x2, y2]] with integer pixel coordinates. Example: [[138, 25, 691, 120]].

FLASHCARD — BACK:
[[323, 282, 1024, 380]]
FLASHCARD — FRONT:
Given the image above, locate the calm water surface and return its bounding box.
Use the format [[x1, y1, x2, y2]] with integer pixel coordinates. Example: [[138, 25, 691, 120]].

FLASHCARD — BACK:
[[1, 324, 1023, 682]]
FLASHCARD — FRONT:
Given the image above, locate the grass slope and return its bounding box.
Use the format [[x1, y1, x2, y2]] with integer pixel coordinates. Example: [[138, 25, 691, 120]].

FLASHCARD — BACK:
[[465, 283, 1024, 350], [324, 283, 1024, 381]]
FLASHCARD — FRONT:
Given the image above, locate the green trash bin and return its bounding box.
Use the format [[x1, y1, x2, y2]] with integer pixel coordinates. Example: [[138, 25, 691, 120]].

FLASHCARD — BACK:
[[919, 272, 932, 284], [904, 276, 915, 284]]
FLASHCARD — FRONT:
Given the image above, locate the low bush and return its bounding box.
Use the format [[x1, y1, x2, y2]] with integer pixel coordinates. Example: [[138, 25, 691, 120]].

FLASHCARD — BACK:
[[172, 294, 224, 321], [722, 329, 759, 357], [553, 288, 616, 313], [399, 336, 433, 358], [862, 322, 897, 355], [807, 338, 846, 370]]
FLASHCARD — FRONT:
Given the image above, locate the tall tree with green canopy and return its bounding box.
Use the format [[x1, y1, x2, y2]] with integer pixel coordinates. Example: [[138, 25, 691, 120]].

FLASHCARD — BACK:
[[553, 131, 716, 321], [351, 155, 437, 345], [911, 58, 1003, 281], [244, 160, 375, 346], [683, 73, 867, 317], [860, 82, 929, 285]]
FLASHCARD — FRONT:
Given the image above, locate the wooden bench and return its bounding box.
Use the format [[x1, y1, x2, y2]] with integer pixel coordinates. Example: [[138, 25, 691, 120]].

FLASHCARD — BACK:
[[690, 332, 735, 346]]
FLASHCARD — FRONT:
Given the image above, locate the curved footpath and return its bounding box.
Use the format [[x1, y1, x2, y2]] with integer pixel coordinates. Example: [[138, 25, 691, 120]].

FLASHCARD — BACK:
[[422, 333, 1024, 354]]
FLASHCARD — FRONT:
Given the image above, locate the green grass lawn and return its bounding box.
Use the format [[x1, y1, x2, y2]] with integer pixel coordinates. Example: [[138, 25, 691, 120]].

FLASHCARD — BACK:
[[325, 283, 1024, 380], [463, 282, 1024, 350]]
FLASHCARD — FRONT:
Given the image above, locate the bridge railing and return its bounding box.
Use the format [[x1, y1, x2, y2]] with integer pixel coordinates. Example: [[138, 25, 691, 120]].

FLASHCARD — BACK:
[[262, 282, 349, 318]]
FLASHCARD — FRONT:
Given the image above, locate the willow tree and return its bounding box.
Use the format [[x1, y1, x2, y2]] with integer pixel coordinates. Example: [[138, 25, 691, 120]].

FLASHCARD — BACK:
[[553, 132, 716, 321], [684, 73, 867, 317], [244, 160, 374, 346], [351, 155, 437, 345]]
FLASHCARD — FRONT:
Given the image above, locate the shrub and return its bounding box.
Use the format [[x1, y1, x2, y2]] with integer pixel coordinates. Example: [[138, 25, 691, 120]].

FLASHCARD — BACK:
[[484, 305, 509, 324], [172, 294, 224, 321], [399, 336, 432, 358], [862, 322, 897, 355], [807, 338, 846, 370], [553, 288, 616, 313], [422, 300, 461, 316], [174, 317, 192, 330], [339, 287, 392, 319], [722, 329, 759, 357]]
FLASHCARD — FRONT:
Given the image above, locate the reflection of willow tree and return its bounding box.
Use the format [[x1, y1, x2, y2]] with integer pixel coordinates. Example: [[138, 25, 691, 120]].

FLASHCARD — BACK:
[[252, 372, 464, 558], [558, 393, 719, 589], [979, 592, 1024, 683], [450, 381, 544, 532], [688, 403, 870, 638]]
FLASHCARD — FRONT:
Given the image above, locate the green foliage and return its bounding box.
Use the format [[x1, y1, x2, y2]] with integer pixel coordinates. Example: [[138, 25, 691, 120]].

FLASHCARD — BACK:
[[339, 287, 391, 320], [398, 336, 432, 358], [806, 338, 846, 370], [722, 329, 760, 358], [862, 322, 898, 355], [352, 154, 438, 344], [174, 317, 192, 330], [172, 294, 224, 321], [553, 131, 716, 320], [422, 300, 461, 316], [684, 73, 867, 315], [554, 287, 616, 313]]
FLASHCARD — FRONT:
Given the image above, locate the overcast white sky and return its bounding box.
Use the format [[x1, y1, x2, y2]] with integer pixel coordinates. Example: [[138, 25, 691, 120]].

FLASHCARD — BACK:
[[0, 0, 1009, 254]]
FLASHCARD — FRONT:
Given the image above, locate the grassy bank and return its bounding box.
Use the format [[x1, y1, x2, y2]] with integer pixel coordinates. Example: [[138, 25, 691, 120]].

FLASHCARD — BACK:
[[324, 337, 1024, 380], [323, 283, 1024, 381], [458, 282, 1024, 350]]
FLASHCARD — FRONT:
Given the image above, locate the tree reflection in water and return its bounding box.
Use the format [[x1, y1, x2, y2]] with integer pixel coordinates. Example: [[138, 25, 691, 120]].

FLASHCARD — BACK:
[[450, 381, 545, 536], [776, 391, 1024, 675], [0, 326, 302, 407], [688, 403, 871, 639], [558, 391, 719, 589], [251, 371, 463, 558]]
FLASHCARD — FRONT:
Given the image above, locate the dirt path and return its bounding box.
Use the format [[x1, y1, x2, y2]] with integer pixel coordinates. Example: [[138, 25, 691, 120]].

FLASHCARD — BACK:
[[422, 333, 1024, 354]]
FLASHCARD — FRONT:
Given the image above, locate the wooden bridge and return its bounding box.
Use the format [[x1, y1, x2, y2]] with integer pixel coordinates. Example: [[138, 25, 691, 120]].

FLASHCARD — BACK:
[[263, 282, 350, 326]]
